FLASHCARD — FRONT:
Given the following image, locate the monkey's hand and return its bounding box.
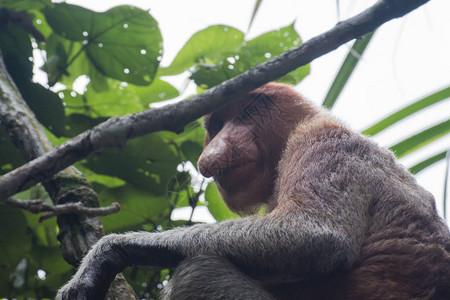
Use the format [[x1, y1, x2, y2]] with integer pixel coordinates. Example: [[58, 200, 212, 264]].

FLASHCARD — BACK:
[[56, 234, 130, 300], [55, 277, 96, 300], [56, 232, 181, 300]]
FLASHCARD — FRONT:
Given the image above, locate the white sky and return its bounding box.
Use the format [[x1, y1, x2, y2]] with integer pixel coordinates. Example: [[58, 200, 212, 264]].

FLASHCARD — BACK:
[[53, 0, 450, 222]]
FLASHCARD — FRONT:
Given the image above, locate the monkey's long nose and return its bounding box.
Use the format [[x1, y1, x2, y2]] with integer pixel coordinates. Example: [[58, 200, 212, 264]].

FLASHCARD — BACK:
[[197, 137, 231, 178]]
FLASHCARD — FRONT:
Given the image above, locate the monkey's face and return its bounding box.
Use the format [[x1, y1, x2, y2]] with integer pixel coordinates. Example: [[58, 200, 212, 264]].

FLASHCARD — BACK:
[[198, 85, 308, 214]]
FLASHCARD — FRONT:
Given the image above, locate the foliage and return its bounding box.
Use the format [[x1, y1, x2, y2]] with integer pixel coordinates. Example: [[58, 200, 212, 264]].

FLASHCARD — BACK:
[[0, 1, 309, 298]]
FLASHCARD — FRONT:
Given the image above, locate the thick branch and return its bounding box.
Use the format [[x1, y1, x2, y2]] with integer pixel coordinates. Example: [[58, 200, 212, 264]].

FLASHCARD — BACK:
[[0, 0, 429, 199]]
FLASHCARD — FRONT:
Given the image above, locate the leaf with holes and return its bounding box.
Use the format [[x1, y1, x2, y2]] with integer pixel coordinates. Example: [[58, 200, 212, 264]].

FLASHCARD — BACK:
[[44, 3, 162, 85], [191, 23, 309, 88], [159, 25, 244, 76], [98, 184, 171, 233], [83, 132, 181, 195]]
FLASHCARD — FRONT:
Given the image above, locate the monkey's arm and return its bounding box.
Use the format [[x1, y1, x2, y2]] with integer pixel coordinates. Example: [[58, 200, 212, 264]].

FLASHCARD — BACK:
[[56, 209, 363, 300]]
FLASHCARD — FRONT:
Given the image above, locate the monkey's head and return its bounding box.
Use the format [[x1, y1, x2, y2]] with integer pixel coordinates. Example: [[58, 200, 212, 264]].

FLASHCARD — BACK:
[[197, 83, 318, 214]]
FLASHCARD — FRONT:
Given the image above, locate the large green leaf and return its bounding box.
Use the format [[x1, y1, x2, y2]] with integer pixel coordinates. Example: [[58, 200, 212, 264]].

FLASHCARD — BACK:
[[364, 86, 450, 136], [44, 3, 162, 85], [44, 33, 110, 91], [64, 114, 108, 137], [180, 140, 203, 166], [76, 164, 125, 191], [0, 127, 25, 174], [0, 26, 66, 136], [98, 184, 171, 232], [62, 79, 178, 119], [390, 119, 450, 158], [0, 23, 33, 81], [82, 81, 144, 116], [159, 25, 244, 76], [127, 78, 180, 106], [322, 32, 375, 109], [20, 82, 66, 136], [60, 82, 143, 118], [0, 0, 50, 10], [83, 132, 181, 195], [204, 183, 239, 221], [190, 23, 309, 88], [240, 23, 309, 85], [43, 33, 69, 85], [0, 205, 31, 293]]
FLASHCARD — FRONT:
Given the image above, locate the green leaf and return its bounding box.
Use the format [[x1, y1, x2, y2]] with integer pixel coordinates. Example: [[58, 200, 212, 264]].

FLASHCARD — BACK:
[[129, 78, 180, 106], [28, 245, 72, 275], [161, 121, 205, 148], [242, 23, 308, 85], [409, 151, 447, 174], [98, 184, 170, 232], [20, 82, 66, 136], [22, 206, 59, 248], [43, 33, 69, 84], [64, 113, 108, 137], [44, 3, 162, 85], [0, 23, 33, 82], [159, 25, 245, 76], [62, 79, 178, 118], [363, 86, 450, 136], [83, 133, 181, 195], [0, 27, 66, 136], [180, 141, 203, 165], [191, 23, 309, 88], [30, 9, 52, 41], [11, 258, 28, 289], [167, 171, 195, 208], [0, 205, 31, 292], [390, 119, 450, 158], [76, 164, 125, 190], [205, 183, 239, 221], [44, 34, 109, 90], [61, 82, 145, 118], [83, 80, 144, 116], [322, 32, 375, 109], [0, 0, 50, 10], [0, 127, 25, 174]]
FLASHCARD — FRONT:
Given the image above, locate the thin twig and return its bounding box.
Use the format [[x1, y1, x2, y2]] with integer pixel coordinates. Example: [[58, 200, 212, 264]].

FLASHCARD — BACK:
[[1, 198, 120, 222]]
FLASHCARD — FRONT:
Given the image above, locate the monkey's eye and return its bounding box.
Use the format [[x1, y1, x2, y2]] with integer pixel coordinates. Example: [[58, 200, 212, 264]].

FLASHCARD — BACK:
[[208, 118, 224, 137]]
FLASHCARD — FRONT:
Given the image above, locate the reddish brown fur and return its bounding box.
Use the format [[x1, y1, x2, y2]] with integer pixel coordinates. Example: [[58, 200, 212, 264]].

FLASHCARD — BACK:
[[198, 83, 450, 299]]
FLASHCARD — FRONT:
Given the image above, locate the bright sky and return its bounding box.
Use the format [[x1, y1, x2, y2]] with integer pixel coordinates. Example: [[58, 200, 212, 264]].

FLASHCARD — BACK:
[[52, 0, 450, 221]]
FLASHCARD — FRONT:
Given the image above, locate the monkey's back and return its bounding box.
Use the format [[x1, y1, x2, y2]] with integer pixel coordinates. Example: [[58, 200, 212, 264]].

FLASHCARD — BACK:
[[276, 120, 450, 299], [349, 139, 450, 299], [330, 138, 450, 299]]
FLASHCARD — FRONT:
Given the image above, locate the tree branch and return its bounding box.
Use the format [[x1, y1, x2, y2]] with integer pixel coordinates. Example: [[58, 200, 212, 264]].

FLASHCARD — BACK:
[[0, 0, 429, 200], [0, 198, 120, 222]]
